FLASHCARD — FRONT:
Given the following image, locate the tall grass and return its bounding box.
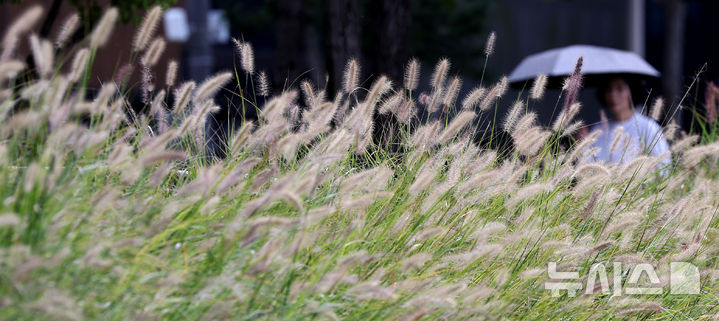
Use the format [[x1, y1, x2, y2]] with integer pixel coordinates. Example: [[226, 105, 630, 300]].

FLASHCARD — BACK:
[[1, 6, 719, 320]]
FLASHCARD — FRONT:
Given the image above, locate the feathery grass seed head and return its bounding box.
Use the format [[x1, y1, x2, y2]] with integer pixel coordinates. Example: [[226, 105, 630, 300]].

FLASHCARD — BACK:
[[404, 58, 420, 90], [165, 60, 177, 88], [379, 92, 404, 115], [29, 34, 53, 78], [343, 58, 360, 93], [300, 80, 316, 108], [90, 7, 119, 48], [503, 100, 524, 132], [1, 5, 43, 60], [443, 76, 462, 107], [240, 42, 255, 75], [141, 37, 166, 67], [439, 111, 475, 144], [257, 70, 270, 97], [512, 111, 537, 138], [651, 97, 665, 122], [395, 99, 416, 124], [562, 56, 583, 110], [364, 75, 392, 109], [427, 87, 443, 114], [431, 58, 450, 89], [133, 5, 163, 52], [68, 48, 89, 83], [149, 89, 166, 116], [484, 31, 496, 56], [461, 87, 486, 110], [54, 13, 79, 49], [479, 77, 507, 111], [173, 81, 196, 114], [530, 74, 548, 100], [193, 72, 233, 103], [552, 102, 582, 131], [0, 60, 26, 81]]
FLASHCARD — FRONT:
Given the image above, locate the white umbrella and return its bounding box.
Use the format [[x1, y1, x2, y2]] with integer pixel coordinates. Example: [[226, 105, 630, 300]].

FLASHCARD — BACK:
[[508, 45, 660, 84]]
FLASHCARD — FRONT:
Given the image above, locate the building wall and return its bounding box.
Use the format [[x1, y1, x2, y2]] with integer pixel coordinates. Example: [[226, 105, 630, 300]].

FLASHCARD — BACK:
[[0, 0, 184, 91]]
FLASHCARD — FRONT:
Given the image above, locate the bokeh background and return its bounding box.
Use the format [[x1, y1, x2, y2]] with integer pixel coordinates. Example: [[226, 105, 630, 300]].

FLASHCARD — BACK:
[[1, 0, 717, 134]]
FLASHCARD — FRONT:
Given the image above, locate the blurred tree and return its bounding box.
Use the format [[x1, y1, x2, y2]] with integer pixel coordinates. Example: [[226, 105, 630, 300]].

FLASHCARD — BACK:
[[408, 0, 491, 79], [324, 0, 362, 93], [657, 0, 686, 125], [275, 0, 304, 91], [219, 0, 311, 91], [367, 0, 412, 82], [214, 0, 492, 156], [218, 0, 493, 93]]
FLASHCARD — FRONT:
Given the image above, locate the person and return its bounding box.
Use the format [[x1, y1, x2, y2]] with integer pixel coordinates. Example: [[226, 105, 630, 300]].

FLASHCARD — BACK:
[[586, 75, 671, 169]]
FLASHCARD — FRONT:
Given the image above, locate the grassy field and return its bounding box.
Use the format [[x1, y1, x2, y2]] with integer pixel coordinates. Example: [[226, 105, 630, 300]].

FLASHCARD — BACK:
[[1, 5, 719, 320]]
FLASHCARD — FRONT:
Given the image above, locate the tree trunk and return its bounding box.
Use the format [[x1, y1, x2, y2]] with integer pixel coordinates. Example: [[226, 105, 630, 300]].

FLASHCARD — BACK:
[[323, 0, 361, 94], [368, 0, 411, 152], [660, 0, 686, 126], [368, 0, 411, 84], [275, 0, 302, 91]]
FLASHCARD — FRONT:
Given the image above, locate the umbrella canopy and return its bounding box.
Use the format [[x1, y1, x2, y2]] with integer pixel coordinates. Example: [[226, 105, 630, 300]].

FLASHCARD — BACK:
[[508, 45, 660, 86]]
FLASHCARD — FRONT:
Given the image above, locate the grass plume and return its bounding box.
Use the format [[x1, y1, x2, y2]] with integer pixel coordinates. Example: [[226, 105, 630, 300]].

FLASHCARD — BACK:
[[54, 13, 79, 49], [89, 7, 118, 48], [133, 5, 163, 52]]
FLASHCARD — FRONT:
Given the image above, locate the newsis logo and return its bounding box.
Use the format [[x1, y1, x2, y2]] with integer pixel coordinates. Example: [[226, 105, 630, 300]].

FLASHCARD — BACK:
[[544, 262, 700, 297]]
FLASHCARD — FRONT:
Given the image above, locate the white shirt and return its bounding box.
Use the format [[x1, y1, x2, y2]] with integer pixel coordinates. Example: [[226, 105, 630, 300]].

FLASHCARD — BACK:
[[588, 110, 671, 168]]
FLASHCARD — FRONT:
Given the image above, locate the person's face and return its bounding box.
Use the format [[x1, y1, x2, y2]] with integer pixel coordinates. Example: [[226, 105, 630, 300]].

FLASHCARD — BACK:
[[603, 78, 633, 117]]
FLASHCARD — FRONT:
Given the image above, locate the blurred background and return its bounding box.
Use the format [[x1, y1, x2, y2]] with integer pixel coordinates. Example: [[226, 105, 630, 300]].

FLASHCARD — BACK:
[[1, 0, 718, 134]]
